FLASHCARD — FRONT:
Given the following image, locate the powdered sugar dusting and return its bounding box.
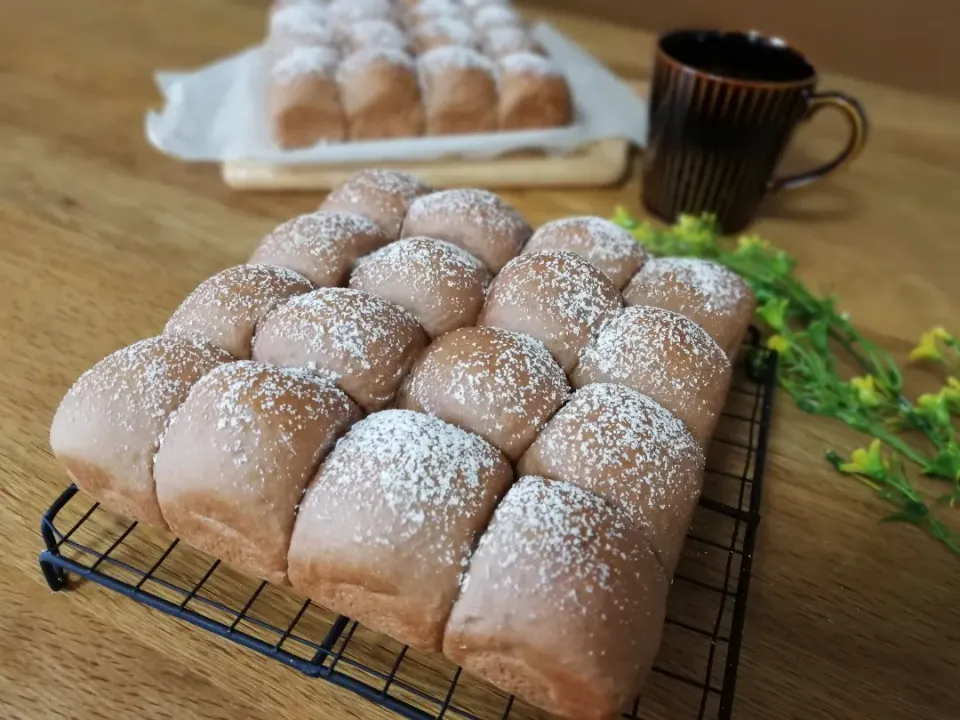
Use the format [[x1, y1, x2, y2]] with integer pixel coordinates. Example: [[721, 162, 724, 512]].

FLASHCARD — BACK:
[[500, 51, 561, 76], [351, 237, 489, 336], [302, 410, 505, 563], [329, 0, 393, 24], [337, 47, 415, 84], [487, 251, 619, 335], [415, 17, 477, 48], [403, 189, 530, 271], [462, 0, 509, 9], [403, 327, 568, 456], [483, 26, 535, 57], [271, 45, 340, 82], [534, 383, 703, 522], [472, 5, 521, 31], [182, 361, 354, 471], [253, 211, 386, 270], [253, 288, 424, 409], [63, 337, 230, 435], [418, 45, 498, 77], [407, 0, 466, 21], [269, 5, 336, 44], [164, 265, 313, 356], [627, 257, 750, 315], [348, 19, 410, 52], [576, 306, 730, 415], [529, 217, 647, 265], [459, 476, 651, 617]]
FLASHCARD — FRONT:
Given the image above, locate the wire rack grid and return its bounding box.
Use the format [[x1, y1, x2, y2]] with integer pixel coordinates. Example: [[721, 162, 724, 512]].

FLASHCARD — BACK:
[[38, 331, 776, 720]]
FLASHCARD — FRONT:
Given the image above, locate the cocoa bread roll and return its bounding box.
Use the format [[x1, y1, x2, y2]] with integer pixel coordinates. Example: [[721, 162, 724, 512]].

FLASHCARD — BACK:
[[250, 211, 390, 287], [328, 0, 394, 31], [623, 257, 756, 358], [397, 326, 569, 460], [462, 0, 510, 10], [164, 265, 314, 360], [472, 4, 522, 31], [344, 19, 410, 54], [288, 410, 512, 651], [413, 18, 477, 53], [320, 169, 432, 240], [49, 337, 232, 529], [518, 383, 705, 574], [572, 306, 733, 446], [444, 476, 669, 720], [483, 25, 538, 58], [403, 0, 466, 26], [401, 189, 531, 272], [498, 52, 573, 130], [337, 48, 424, 140], [350, 237, 491, 338], [155, 362, 358, 585], [252, 288, 427, 412], [267, 45, 345, 149], [267, 4, 338, 49], [417, 46, 499, 136], [524, 216, 649, 289], [478, 251, 621, 372]]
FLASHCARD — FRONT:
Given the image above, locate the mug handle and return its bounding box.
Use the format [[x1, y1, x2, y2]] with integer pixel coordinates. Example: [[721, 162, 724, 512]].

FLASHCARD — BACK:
[[768, 92, 869, 191]]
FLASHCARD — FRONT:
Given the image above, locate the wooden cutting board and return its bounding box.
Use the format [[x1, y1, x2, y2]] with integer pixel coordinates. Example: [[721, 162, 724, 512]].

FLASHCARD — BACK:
[[220, 137, 633, 191]]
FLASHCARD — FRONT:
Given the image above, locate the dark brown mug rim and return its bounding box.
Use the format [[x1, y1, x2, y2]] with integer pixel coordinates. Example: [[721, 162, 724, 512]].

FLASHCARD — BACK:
[[657, 29, 818, 89]]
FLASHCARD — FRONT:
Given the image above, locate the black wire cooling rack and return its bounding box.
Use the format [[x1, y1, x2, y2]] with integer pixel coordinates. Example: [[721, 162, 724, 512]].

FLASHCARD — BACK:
[[38, 329, 777, 720]]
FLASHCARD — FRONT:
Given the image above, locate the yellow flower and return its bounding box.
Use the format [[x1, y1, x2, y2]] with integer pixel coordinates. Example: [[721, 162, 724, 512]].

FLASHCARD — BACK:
[[917, 392, 941, 410], [909, 327, 952, 363], [838, 438, 887, 478], [736, 235, 770, 252], [850, 375, 885, 408], [767, 334, 791, 354], [611, 205, 639, 231], [942, 377, 960, 405]]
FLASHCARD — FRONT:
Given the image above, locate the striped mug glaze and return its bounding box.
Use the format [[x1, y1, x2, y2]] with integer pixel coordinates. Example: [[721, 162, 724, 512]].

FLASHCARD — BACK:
[[642, 30, 868, 233]]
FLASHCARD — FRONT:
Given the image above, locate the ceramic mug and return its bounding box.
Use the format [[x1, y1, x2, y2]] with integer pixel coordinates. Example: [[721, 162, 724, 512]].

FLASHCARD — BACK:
[[641, 29, 868, 233]]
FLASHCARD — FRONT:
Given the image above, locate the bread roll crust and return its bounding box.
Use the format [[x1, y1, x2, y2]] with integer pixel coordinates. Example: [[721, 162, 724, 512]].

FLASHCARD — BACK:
[[623, 257, 756, 358], [49, 336, 232, 528], [478, 250, 621, 372], [164, 264, 314, 360], [444, 476, 669, 720], [350, 237, 490, 338], [337, 48, 424, 140], [250, 211, 390, 287], [401, 189, 531, 273], [154, 362, 358, 584], [572, 306, 733, 445], [498, 52, 573, 130], [288, 409, 512, 651], [523, 216, 649, 289], [397, 326, 569, 460], [417, 47, 499, 136], [252, 288, 428, 412], [267, 45, 346, 149], [518, 383, 705, 574], [320, 169, 432, 239]]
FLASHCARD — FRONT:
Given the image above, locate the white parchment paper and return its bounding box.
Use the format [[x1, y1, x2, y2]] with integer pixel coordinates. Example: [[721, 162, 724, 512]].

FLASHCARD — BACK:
[[146, 23, 647, 165]]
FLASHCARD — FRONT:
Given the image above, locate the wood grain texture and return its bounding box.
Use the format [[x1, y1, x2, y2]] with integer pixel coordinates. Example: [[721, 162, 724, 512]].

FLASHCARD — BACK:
[[1, 1, 959, 720]]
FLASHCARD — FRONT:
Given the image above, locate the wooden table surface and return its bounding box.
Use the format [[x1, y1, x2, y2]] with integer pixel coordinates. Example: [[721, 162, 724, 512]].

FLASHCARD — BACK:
[[2, 2, 959, 719]]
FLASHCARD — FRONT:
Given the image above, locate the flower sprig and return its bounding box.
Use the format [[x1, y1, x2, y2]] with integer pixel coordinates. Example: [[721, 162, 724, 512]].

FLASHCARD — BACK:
[[612, 209, 960, 554]]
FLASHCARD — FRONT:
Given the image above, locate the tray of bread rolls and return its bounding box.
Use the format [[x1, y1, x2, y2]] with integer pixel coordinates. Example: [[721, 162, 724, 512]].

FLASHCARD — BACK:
[[146, 1, 648, 189], [42, 169, 776, 720]]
